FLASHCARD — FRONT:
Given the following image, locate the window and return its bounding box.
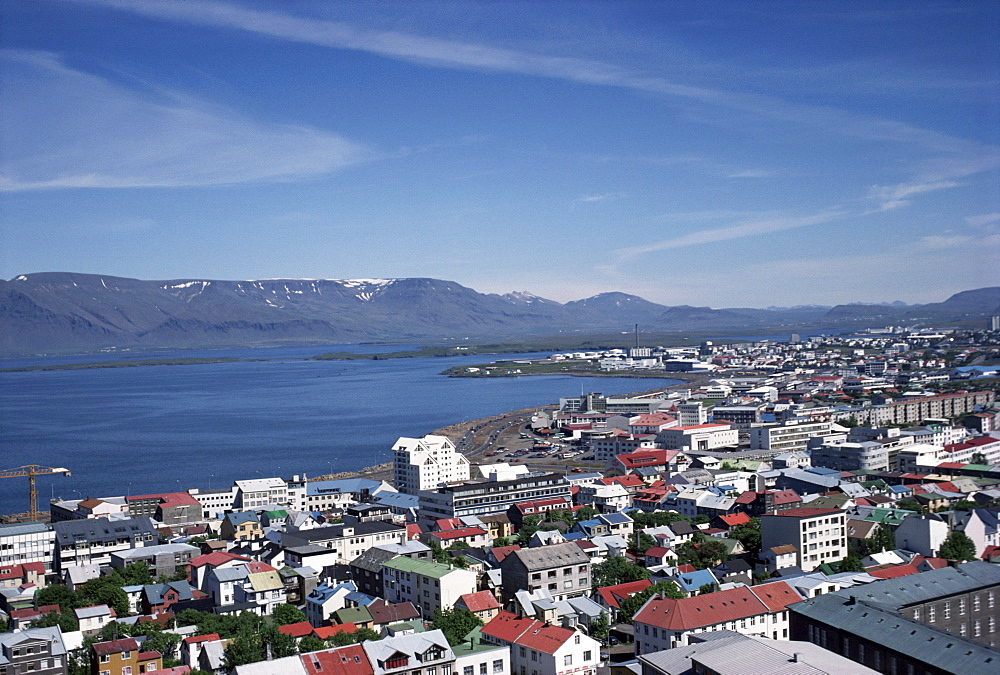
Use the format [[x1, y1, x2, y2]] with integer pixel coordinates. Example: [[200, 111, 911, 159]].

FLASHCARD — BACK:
[[564, 655, 572, 666], [574, 635, 581, 644], [583, 651, 592, 661], [531, 650, 537, 662], [944, 602, 951, 620], [564, 580, 573, 588], [579, 577, 587, 586], [959, 598, 966, 615], [493, 659, 504, 673], [479, 664, 486, 675]]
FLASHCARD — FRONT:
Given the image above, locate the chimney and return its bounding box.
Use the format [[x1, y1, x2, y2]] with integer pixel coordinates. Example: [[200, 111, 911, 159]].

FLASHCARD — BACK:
[[791, 652, 804, 663]]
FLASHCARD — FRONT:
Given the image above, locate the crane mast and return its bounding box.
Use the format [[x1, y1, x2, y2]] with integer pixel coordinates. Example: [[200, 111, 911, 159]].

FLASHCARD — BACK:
[[0, 465, 72, 522]]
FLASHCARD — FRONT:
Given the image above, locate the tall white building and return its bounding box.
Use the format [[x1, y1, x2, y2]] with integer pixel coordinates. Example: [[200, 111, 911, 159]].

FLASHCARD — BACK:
[[393, 434, 470, 494]]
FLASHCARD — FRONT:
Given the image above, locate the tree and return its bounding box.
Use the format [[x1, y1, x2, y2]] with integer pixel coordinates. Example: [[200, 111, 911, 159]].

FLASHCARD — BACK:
[[35, 584, 79, 612], [272, 603, 307, 626], [837, 554, 865, 573], [617, 581, 684, 622], [630, 511, 689, 529], [79, 576, 130, 617], [431, 608, 483, 646], [575, 506, 597, 522], [588, 611, 609, 641], [592, 556, 650, 588], [939, 531, 977, 561], [676, 539, 728, 570], [299, 635, 327, 654], [30, 610, 79, 633], [634, 532, 658, 556], [728, 518, 762, 556], [896, 499, 923, 513], [698, 583, 719, 595]]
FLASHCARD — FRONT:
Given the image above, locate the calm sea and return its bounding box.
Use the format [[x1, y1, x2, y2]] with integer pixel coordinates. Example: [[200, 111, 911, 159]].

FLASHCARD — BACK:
[[0, 344, 681, 516]]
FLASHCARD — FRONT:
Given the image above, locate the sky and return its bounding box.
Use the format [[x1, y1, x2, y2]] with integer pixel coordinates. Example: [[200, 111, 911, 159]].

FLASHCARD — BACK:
[[1, 0, 998, 309]]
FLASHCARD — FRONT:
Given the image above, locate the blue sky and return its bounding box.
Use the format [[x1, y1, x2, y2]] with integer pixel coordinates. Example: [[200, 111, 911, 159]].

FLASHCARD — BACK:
[[1, 0, 997, 308]]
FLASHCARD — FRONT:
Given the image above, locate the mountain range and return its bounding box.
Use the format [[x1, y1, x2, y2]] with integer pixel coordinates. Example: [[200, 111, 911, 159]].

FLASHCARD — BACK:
[[2, 272, 998, 355]]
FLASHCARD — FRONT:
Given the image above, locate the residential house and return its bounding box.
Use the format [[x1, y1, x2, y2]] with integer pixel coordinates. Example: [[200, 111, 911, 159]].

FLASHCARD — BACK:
[[109, 543, 198, 579], [0, 626, 69, 675], [456, 591, 502, 623], [304, 580, 357, 628], [633, 581, 801, 654], [360, 629, 455, 675], [219, 512, 263, 542], [480, 611, 600, 675], [75, 604, 116, 636], [91, 638, 161, 675], [282, 522, 408, 564]]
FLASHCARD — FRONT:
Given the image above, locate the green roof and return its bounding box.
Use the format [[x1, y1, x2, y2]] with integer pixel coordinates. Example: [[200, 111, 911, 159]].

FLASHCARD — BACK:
[[334, 606, 372, 623], [863, 508, 914, 525], [962, 464, 993, 471], [453, 628, 506, 657], [383, 556, 457, 579], [263, 509, 288, 518]]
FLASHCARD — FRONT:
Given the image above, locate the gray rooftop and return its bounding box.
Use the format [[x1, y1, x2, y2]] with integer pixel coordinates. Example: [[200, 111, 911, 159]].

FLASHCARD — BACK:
[[506, 541, 590, 570]]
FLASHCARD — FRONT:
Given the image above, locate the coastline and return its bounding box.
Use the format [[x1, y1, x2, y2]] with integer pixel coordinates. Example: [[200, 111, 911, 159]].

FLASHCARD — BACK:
[[311, 372, 711, 483]]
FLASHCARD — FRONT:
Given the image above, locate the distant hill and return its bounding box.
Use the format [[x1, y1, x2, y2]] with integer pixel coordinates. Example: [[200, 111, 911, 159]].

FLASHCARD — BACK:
[[1, 273, 996, 355]]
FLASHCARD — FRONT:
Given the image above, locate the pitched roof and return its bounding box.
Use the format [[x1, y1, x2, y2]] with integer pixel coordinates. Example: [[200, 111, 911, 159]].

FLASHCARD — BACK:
[[300, 645, 373, 675], [457, 591, 502, 613], [481, 611, 574, 655], [595, 579, 652, 609], [633, 586, 770, 631], [93, 638, 140, 656], [367, 600, 420, 624]]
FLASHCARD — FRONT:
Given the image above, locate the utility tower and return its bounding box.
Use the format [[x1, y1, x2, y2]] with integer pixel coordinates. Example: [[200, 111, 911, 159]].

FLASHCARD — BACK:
[[0, 465, 71, 522]]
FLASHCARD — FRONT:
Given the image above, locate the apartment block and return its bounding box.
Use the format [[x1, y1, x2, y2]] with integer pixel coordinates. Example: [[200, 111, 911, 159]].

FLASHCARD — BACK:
[[393, 434, 471, 495], [761, 508, 846, 573], [418, 472, 571, 520]]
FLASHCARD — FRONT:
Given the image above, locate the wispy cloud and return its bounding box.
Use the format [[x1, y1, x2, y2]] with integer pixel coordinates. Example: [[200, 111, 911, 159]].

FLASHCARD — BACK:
[[867, 179, 960, 211], [605, 209, 846, 268], [727, 169, 778, 179], [965, 212, 1000, 227], [80, 0, 997, 160], [577, 193, 621, 203], [0, 49, 372, 191]]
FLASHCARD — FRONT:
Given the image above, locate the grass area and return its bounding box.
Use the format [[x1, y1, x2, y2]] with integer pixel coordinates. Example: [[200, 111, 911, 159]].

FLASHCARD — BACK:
[[1, 357, 246, 373]]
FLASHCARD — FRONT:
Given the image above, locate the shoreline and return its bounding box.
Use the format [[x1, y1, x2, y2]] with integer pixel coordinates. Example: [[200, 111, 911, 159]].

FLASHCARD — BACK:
[[312, 373, 711, 483]]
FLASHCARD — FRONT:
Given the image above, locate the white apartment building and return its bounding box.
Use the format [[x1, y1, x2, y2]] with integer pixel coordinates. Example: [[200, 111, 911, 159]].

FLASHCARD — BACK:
[[381, 556, 479, 620], [234, 478, 288, 509], [808, 439, 890, 472], [393, 434, 471, 494], [761, 508, 846, 573], [656, 423, 738, 452], [481, 611, 601, 675], [750, 420, 834, 454], [187, 486, 238, 519], [0, 522, 56, 573]]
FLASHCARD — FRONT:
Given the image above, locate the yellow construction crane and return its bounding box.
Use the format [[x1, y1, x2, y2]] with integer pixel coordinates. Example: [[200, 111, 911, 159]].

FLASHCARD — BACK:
[[0, 465, 71, 522]]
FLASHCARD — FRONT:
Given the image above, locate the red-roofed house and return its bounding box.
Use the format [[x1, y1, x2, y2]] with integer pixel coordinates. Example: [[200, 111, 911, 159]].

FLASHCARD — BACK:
[[594, 579, 653, 620], [507, 497, 574, 527], [92, 637, 161, 675], [487, 545, 521, 566], [188, 551, 251, 589], [943, 436, 1000, 464], [714, 512, 751, 530], [0, 562, 46, 589], [608, 449, 682, 476], [598, 474, 646, 493], [280, 621, 317, 639], [300, 645, 374, 675], [868, 564, 921, 580], [481, 611, 600, 675], [633, 581, 798, 654], [642, 546, 677, 568], [422, 526, 491, 549], [456, 590, 502, 622], [312, 623, 358, 641], [126, 492, 203, 525]]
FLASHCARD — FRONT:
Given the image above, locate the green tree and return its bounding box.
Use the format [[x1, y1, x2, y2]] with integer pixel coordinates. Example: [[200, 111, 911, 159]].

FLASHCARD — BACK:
[[896, 499, 923, 513], [29, 610, 79, 633], [588, 611, 610, 641], [592, 556, 650, 588], [837, 554, 865, 573], [728, 518, 762, 556], [35, 584, 80, 611], [575, 506, 597, 522], [298, 635, 327, 654], [328, 631, 358, 647], [352, 628, 380, 643], [676, 539, 728, 570], [698, 583, 719, 595], [431, 608, 483, 647], [79, 576, 130, 617], [939, 531, 977, 561], [630, 511, 689, 529], [634, 532, 658, 556], [617, 581, 684, 622], [272, 603, 307, 626]]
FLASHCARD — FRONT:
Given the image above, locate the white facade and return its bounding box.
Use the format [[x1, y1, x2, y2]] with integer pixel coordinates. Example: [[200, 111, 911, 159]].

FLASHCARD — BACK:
[[761, 509, 846, 573], [750, 420, 834, 453], [0, 522, 55, 573], [234, 478, 288, 509], [393, 434, 471, 494], [656, 424, 738, 451]]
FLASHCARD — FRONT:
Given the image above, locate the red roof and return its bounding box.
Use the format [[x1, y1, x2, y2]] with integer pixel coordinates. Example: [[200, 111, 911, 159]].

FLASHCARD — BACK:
[[93, 638, 141, 656], [981, 545, 1000, 561], [279, 621, 315, 638], [718, 513, 750, 527], [188, 551, 251, 568], [481, 611, 574, 655], [431, 527, 487, 541], [599, 474, 646, 488], [435, 518, 464, 531], [595, 579, 652, 609], [406, 523, 422, 539], [634, 586, 770, 631], [490, 545, 521, 563], [869, 565, 920, 580], [127, 491, 200, 508], [615, 449, 679, 470], [644, 546, 672, 559], [734, 491, 757, 504], [300, 645, 373, 675], [183, 634, 221, 644], [772, 489, 802, 505], [312, 623, 358, 640], [749, 581, 800, 612], [458, 590, 502, 613]]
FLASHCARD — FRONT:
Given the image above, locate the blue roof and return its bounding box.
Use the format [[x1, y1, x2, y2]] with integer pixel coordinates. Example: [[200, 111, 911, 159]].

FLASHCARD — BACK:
[[225, 511, 259, 526], [600, 512, 632, 524], [806, 467, 840, 476], [674, 569, 717, 592]]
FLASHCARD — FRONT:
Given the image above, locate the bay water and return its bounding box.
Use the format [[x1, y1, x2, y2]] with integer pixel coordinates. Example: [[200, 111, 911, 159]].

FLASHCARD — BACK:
[[0, 344, 680, 516]]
